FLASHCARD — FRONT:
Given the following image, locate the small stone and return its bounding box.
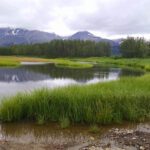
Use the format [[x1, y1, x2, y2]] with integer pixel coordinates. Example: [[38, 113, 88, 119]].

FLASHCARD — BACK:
[[127, 130, 134, 134], [90, 137, 95, 141], [89, 146, 95, 150], [139, 146, 145, 150]]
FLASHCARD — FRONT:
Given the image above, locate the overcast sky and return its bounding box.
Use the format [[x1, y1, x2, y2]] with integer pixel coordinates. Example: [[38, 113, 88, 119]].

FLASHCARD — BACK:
[[0, 0, 150, 39]]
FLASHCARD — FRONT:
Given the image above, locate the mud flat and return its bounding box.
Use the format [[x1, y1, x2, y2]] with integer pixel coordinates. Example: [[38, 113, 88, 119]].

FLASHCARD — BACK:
[[0, 123, 149, 150]]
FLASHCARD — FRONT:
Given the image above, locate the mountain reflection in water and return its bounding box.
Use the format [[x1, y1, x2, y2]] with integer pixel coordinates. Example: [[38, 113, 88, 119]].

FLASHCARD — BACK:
[[0, 64, 144, 98]]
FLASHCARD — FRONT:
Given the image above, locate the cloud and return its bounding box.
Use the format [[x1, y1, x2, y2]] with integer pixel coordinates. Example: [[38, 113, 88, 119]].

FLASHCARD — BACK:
[[0, 0, 150, 37], [67, 0, 150, 35]]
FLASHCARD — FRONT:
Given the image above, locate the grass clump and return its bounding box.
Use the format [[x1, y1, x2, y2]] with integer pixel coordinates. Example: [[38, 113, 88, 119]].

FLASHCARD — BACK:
[[89, 124, 99, 133], [37, 115, 45, 125], [59, 117, 70, 129], [0, 74, 150, 124]]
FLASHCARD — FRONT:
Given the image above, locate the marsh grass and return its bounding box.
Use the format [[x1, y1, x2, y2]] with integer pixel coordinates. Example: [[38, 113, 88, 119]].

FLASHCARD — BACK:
[[59, 117, 70, 129], [89, 124, 99, 133], [37, 115, 45, 125], [0, 74, 150, 124], [0, 56, 19, 67], [0, 56, 50, 67], [0, 56, 150, 70], [49, 58, 93, 69], [73, 57, 150, 71], [0, 56, 93, 68]]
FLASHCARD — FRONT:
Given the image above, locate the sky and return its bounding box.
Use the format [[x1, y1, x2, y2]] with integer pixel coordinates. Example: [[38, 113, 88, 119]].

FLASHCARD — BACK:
[[0, 0, 150, 39]]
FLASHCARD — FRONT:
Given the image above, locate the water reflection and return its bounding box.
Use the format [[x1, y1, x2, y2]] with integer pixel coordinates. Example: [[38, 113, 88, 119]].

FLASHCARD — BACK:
[[0, 64, 144, 98], [0, 68, 50, 82]]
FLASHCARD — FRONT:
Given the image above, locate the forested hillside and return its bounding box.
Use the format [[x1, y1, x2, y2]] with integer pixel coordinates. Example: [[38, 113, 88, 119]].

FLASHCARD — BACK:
[[0, 40, 111, 57], [0, 37, 149, 58]]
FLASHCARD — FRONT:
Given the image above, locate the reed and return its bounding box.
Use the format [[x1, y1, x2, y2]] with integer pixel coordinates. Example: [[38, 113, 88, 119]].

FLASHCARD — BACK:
[[0, 74, 149, 124]]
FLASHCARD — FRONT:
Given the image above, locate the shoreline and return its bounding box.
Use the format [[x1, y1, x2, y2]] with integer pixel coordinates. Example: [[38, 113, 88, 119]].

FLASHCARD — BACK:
[[0, 122, 149, 150]]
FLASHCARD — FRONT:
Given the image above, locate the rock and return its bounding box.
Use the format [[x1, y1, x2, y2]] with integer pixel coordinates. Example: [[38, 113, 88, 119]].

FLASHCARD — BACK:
[[127, 130, 134, 134], [90, 137, 95, 141], [139, 146, 145, 150], [89, 146, 95, 150], [88, 146, 103, 150]]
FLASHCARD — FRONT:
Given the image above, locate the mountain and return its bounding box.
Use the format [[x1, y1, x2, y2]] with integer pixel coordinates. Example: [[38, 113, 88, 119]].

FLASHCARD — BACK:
[[68, 31, 103, 41], [0, 28, 61, 46], [68, 31, 119, 44], [67, 31, 121, 54], [0, 28, 121, 54]]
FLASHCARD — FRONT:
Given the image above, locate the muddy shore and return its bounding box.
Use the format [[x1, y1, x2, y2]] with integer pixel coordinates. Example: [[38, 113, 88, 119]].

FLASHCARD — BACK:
[[0, 123, 149, 150], [81, 124, 150, 150]]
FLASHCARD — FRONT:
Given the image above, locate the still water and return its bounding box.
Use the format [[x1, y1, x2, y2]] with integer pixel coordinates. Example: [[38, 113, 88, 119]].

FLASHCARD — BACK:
[[0, 63, 144, 98]]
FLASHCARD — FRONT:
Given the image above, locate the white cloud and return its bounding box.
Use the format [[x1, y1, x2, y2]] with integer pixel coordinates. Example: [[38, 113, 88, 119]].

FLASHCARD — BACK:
[[0, 0, 150, 38]]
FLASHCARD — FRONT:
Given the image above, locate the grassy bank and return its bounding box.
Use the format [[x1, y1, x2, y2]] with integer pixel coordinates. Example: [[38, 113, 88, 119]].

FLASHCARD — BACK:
[[73, 57, 150, 71], [0, 56, 150, 70], [0, 56, 19, 67], [49, 58, 92, 69], [0, 56, 92, 69], [0, 56, 50, 67], [0, 74, 150, 124]]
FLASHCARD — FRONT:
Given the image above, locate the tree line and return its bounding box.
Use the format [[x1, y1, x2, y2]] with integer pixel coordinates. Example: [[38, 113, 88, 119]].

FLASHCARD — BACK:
[[0, 40, 111, 57], [0, 38, 150, 58], [120, 37, 150, 58]]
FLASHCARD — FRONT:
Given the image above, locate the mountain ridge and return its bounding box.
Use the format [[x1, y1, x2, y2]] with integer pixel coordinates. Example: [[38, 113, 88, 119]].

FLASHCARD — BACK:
[[0, 27, 121, 54]]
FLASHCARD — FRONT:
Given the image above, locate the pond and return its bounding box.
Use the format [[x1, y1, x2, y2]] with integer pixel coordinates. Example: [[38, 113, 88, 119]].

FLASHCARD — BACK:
[[0, 63, 144, 99], [0, 63, 148, 150]]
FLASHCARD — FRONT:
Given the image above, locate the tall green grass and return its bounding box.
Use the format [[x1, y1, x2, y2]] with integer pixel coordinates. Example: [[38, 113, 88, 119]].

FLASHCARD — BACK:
[[0, 74, 150, 124]]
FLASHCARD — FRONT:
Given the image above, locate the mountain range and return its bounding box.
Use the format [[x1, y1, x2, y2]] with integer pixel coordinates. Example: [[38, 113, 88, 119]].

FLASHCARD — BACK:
[[0, 27, 122, 54]]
